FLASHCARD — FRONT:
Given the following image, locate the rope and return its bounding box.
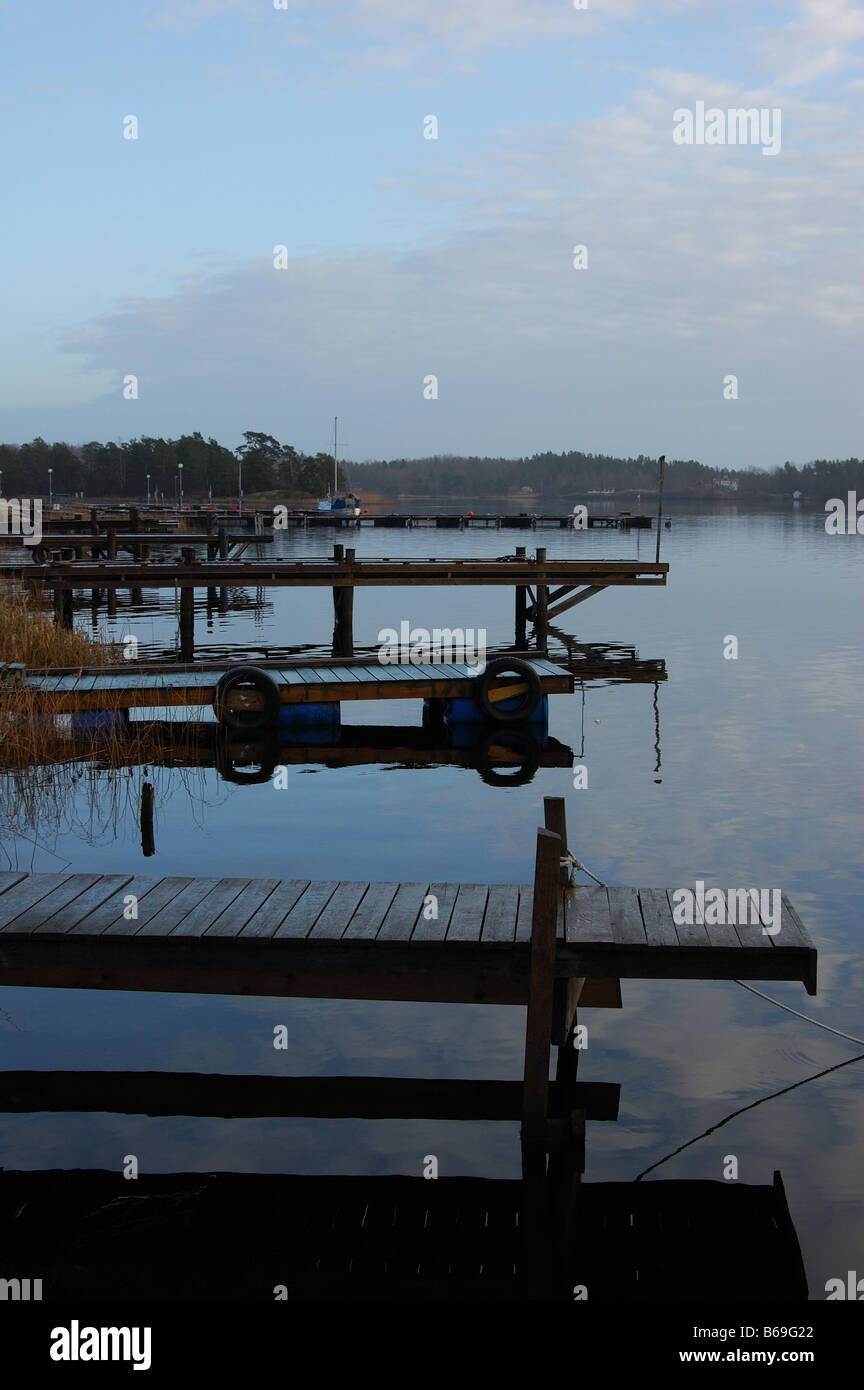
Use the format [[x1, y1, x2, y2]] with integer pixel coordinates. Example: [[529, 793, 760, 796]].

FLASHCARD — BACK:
[[734, 980, 864, 1047], [560, 851, 607, 888]]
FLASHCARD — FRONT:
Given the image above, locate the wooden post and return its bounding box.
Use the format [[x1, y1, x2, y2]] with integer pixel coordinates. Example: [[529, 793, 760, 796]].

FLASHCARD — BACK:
[[521, 825, 561, 1294], [522, 827, 561, 1141], [60, 589, 74, 630], [107, 526, 117, 560], [515, 545, 527, 647], [534, 547, 548, 651], [140, 782, 155, 857], [331, 545, 354, 658], [543, 796, 569, 887], [179, 549, 195, 661], [655, 454, 666, 563]]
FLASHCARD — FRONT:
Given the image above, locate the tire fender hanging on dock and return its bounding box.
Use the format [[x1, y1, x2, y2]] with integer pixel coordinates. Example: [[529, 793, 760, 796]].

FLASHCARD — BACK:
[[474, 657, 542, 724], [213, 666, 282, 731]]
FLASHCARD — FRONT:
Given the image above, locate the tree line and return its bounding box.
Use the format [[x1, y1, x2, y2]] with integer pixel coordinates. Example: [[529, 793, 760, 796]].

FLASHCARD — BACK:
[[0, 432, 344, 500], [0, 433, 860, 500], [356, 451, 864, 499]]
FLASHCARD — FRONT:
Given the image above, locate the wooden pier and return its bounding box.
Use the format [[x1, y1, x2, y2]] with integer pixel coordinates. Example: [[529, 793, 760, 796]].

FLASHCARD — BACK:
[[0, 810, 817, 1007], [0, 532, 271, 562], [0, 800, 815, 1299], [1, 655, 573, 729], [10, 546, 669, 657], [266, 509, 653, 531]]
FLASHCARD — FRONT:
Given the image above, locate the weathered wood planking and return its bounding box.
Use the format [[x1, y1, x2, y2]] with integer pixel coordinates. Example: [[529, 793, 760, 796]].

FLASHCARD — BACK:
[[0, 873, 817, 996], [7, 656, 572, 713]]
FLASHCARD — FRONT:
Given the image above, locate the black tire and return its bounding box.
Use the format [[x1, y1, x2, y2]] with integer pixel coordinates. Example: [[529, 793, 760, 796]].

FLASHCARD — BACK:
[[31, 545, 49, 564], [213, 665, 282, 731], [475, 728, 541, 787], [214, 731, 280, 784], [475, 657, 542, 724]]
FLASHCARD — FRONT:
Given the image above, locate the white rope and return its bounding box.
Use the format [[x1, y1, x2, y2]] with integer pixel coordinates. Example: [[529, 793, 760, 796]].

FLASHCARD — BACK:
[[734, 981, 864, 1048], [560, 852, 607, 888]]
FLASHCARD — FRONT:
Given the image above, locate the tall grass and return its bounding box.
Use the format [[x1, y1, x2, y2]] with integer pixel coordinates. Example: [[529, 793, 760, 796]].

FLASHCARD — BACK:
[[0, 584, 221, 863], [0, 582, 120, 668]]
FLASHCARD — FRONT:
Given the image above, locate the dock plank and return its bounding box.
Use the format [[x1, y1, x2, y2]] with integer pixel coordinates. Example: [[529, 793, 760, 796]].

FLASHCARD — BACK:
[[377, 883, 430, 941], [446, 884, 489, 942], [607, 887, 647, 946], [412, 882, 460, 942], [481, 885, 520, 943], [237, 881, 310, 938], [30, 875, 135, 935], [515, 886, 534, 942], [7, 876, 103, 935], [777, 896, 812, 949], [133, 879, 223, 937], [169, 879, 251, 938], [203, 879, 283, 937], [84, 877, 172, 935], [0, 875, 76, 932], [308, 883, 370, 940], [565, 886, 613, 944], [638, 888, 679, 947], [667, 890, 710, 948], [274, 881, 340, 939], [341, 882, 399, 940], [0, 873, 28, 897]]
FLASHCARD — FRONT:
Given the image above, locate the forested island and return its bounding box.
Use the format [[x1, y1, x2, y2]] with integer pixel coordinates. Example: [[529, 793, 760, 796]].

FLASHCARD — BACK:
[[0, 432, 860, 501]]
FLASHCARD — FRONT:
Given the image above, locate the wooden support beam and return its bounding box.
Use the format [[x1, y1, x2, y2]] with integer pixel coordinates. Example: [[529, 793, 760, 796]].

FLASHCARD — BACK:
[[534, 547, 548, 650], [546, 584, 606, 620], [522, 826, 561, 1143], [514, 546, 527, 646], [332, 545, 355, 657], [0, 1071, 620, 1122]]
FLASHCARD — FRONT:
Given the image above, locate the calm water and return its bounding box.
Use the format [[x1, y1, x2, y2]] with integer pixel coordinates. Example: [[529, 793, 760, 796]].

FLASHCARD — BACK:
[[1, 504, 862, 1298]]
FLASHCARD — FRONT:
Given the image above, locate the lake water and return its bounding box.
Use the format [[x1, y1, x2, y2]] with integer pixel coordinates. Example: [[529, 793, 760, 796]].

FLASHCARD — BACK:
[[1, 502, 861, 1299]]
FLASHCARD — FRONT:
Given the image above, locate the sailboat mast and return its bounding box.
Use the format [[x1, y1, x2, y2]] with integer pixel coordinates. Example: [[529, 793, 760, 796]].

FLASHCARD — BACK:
[[334, 416, 338, 495]]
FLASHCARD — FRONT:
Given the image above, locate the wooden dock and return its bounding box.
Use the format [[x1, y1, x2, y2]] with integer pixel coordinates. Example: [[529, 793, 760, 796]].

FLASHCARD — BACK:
[[268, 510, 653, 531], [0, 532, 272, 562], [1, 655, 573, 727], [0, 853, 817, 1005], [0, 800, 815, 1300], [12, 546, 669, 657]]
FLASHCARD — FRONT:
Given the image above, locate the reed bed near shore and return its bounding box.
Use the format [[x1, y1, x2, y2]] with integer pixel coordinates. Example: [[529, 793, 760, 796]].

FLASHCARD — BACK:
[[0, 581, 121, 668], [0, 583, 223, 861]]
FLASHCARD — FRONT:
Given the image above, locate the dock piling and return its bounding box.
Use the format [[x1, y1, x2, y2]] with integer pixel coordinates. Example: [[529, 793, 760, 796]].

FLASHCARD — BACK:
[[534, 548, 548, 651]]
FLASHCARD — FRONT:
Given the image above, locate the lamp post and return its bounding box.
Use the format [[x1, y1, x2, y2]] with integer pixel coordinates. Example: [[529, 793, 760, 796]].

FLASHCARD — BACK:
[[146, 473, 151, 505], [238, 458, 243, 514], [178, 463, 184, 511], [48, 468, 53, 508]]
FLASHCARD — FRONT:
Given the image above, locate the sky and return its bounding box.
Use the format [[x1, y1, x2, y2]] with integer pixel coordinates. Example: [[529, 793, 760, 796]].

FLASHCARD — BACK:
[[0, 0, 862, 470]]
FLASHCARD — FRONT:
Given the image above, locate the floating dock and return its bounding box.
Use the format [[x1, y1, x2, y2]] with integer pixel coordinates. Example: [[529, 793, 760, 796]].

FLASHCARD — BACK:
[[1, 655, 573, 722]]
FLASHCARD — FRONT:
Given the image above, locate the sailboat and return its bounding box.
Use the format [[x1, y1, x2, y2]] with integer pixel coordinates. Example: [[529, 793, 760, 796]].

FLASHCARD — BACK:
[[317, 416, 361, 516]]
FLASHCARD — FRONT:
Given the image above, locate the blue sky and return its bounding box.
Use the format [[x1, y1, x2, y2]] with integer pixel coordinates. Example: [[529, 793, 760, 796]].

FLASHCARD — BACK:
[[1, 0, 862, 467]]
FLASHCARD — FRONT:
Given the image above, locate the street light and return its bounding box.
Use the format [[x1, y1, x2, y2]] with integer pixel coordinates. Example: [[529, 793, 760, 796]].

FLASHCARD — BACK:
[[178, 463, 184, 511], [48, 468, 53, 508], [146, 473, 151, 505], [238, 458, 243, 514]]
